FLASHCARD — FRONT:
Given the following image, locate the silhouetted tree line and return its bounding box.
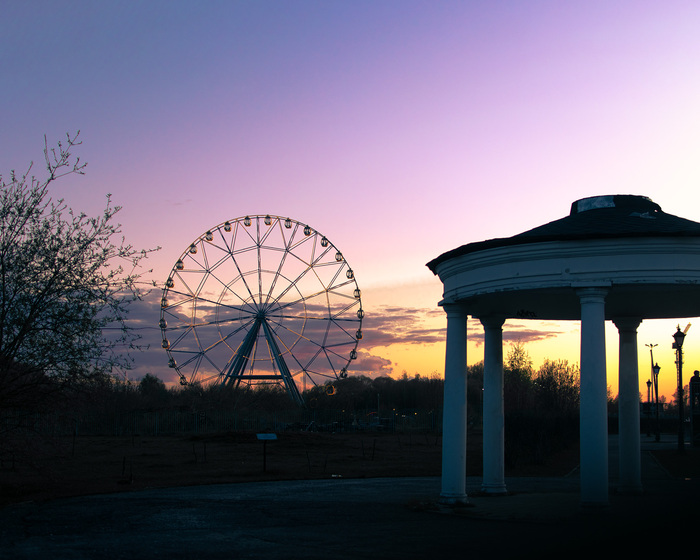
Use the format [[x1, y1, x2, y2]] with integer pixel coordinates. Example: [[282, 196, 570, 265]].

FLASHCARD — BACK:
[[45, 372, 445, 419], [304, 372, 444, 414], [2, 344, 581, 423]]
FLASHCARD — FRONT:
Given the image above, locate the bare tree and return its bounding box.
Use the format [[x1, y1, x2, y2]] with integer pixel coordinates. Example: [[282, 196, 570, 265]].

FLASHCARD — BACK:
[[0, 132, 157, 411]]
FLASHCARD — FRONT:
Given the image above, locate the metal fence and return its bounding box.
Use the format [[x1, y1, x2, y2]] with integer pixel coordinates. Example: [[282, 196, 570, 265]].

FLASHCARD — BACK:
[[1, 408, 443, 437]]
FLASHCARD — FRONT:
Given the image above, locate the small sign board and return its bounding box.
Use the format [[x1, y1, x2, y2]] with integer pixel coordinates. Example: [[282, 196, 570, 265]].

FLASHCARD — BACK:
[[257, 433, 277, 472]]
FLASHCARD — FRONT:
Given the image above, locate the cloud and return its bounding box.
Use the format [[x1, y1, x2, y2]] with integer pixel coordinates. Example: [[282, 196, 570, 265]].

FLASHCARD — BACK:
[[164, 198, 195, 207], [360, 306, 564, 350], [107, 289, 174, 382], [351, 350, 393, 376], [360, 306, 445, 348], [469, 320, 564, 347], [118, 296, 565, 384]]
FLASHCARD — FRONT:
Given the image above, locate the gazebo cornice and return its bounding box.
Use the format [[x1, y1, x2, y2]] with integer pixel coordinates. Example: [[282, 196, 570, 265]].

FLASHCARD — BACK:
[[435, 236, 700, 288]]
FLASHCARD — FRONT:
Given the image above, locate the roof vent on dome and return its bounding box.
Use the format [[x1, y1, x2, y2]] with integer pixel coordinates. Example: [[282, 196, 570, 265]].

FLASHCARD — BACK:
[[570, 195, 661, 216]]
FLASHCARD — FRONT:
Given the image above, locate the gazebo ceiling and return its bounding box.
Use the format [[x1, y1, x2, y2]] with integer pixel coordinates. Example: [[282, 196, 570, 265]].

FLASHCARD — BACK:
[[427, 195, 700, 321]]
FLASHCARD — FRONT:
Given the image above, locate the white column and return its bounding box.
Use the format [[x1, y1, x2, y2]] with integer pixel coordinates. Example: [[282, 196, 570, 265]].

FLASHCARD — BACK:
[[480, 315, 507, 494], [613, 317, 643, 494], [440, 304, 469, 505], [577, 288, 609, 507]]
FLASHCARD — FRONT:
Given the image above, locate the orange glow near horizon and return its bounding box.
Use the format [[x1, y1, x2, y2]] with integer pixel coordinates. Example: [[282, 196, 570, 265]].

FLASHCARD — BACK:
[[364, 280, 696, 404]]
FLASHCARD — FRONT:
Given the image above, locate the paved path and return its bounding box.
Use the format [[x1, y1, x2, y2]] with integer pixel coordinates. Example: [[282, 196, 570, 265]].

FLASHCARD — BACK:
[[1, 435, 697, 559]]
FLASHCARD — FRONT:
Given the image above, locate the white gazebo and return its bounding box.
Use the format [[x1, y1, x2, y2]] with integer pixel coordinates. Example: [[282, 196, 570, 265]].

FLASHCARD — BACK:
[[427, 195, 700, 507]]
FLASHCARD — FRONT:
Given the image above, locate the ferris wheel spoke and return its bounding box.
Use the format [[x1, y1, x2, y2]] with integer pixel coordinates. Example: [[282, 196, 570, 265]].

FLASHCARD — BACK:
[[167, 325, 195, 348], [265, 321, 306, 357], [200, 344, 227, 374], [167, 268, 210, 301], [323, 338, 359, 353], [328, 299, 362, 321], [257, 236, 264, 304], [211, 228, 235, 256], [257, 217, 281, 246], [202, 223, 244, 257], [198, 240, 212, 271], [304, 345, 325, 368], [161, 300, 194, 322], [287, 241, 336, 272], [265, 311, 356, 344], [235, 220, 259, 247], [181, 248, 206, 271], [268, 265, 315, 304], [272, 333, 308, 373], [300, 319, 357, 355], [275, 276, 357, 314], [203, 248, 237, 277], [188, 291, 254, 315], [318, 347, 343, 376], [264, 316, 323, 362], [165, 313, 255, 333], [285, 230, 314, 254], [169, 271, 200, 298], [182, 353, 206, 384], [205, 268, 253, 308], [282, 221, 304, 251], [229, 245, 258, 258], [270, 248, 342, 303], [274, 288, 329, 314], [312, 262, 344, 289], [170, 350, 203, 371], [273, 216, 299, 248], [162, 286, 196, 304], [185, 355, 204, 384], [262, 249, 290, 308], [222, 248, 258, 305], [325, 276, 358, 293], [201, 317, 257, 354], [308, 245, 338, 267], [200, 314, 254, 329], [327, 322, 361, 345], [263, 310, 305, 329]]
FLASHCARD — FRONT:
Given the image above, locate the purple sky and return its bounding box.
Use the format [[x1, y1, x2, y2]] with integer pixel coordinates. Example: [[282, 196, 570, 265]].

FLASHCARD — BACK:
[[3, 1, 700, 398]]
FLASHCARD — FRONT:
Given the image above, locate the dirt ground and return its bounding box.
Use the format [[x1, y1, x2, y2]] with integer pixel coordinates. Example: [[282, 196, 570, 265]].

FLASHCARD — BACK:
[[0, 429, 584, 506], [1, 430, 696, 507]]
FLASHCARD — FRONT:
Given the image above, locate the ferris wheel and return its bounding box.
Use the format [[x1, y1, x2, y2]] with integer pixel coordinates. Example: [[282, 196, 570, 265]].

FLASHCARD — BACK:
[[159, 215, 363, 405]]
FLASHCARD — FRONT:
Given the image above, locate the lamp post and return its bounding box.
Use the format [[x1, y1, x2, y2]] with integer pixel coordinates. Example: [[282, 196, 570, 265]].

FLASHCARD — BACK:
[[646, 379, 652, 436], [652, 363, 661, 442], [646, 343, 661, 441], [672, 325, 688, 454], [646, 343, 657, 369]]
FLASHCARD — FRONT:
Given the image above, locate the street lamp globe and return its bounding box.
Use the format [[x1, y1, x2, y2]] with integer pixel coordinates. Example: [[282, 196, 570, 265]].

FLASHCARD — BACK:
[[673, 325, 686, 349]]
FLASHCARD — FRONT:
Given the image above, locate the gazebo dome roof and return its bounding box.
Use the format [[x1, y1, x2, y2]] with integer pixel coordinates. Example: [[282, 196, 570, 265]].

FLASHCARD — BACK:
[[426, 194, 700, 320], [427, 195, 700, 272]]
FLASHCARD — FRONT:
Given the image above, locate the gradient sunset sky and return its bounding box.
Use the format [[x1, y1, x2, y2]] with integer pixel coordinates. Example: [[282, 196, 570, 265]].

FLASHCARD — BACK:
[[3, 1, 700, 401]]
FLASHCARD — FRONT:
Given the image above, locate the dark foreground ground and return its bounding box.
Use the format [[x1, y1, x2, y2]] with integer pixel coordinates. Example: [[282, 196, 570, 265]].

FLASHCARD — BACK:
[[1, 433, 698, 559], [1, 430, 581, 506]]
